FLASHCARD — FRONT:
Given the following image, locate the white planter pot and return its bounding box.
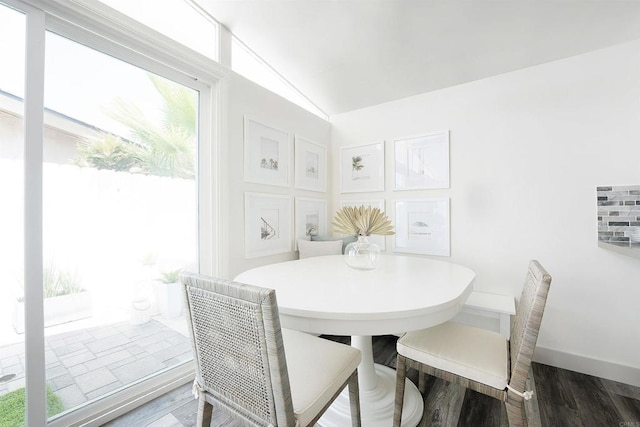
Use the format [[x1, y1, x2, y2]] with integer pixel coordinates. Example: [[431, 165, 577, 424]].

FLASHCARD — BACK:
[[12, 291, 93, 334], [130, 296, 152, 325], [157, 282, 183, 318]]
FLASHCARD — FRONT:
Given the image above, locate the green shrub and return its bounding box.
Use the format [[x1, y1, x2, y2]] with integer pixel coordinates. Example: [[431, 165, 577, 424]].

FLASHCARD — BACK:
[[0, 386, 64, 426], [43, 262, 84, 298], [159, 268, 182, 284]]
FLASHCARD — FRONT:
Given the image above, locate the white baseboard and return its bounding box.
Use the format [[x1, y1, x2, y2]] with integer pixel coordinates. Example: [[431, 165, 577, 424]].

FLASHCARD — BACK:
[[534, 346, 640, 388]]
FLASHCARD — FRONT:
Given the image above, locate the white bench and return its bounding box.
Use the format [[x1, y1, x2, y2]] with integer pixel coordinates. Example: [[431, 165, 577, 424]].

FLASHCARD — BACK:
[[453, 291, 516, 339]]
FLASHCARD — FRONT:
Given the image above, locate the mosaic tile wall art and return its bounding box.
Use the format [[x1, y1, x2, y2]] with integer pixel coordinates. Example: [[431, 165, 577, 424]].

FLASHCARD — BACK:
[[597, 185, 640, 247]]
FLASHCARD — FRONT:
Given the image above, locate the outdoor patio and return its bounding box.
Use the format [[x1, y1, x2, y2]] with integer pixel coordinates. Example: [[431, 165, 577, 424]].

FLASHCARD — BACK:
[[0, 315, 192, 413]]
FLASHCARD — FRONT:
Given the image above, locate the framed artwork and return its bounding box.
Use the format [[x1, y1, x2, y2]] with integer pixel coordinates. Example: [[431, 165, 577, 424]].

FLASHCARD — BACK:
[[294, 197, 328, 245], [394, 198, 450, 256], [244, 116, 291, 187], [339, 199, 387, 250], [294, 136, 327, 192], [244, 192, 292, 258], [394, 131, 449, 190], [340, 141, 385, 193]]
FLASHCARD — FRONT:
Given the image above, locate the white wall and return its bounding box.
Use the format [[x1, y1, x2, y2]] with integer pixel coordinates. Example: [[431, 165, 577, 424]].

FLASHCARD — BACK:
[[330, 39, 640, 385], [220, 72, 332, 279]]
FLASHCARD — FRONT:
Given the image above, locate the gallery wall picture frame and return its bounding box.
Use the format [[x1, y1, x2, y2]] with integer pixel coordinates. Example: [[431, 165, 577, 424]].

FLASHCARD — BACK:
[[244, 116, 291, 187], [294, 197, 328, 246], [294, 136, 327, 192], [244, 192, 292, 258], [394, 130, 449, 190], [339, 199, 387, 250], [340, 141, 385, 193], [393, 198, 450, 256]]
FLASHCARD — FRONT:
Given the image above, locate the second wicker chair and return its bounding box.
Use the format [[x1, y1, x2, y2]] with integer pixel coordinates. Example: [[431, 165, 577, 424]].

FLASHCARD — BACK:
[[393, 260, 552, 427]]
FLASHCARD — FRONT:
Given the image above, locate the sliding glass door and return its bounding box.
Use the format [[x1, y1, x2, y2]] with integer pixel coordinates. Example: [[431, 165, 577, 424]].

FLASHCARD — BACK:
[[0, 0, 217, 423], [42, 31, 198, 415]]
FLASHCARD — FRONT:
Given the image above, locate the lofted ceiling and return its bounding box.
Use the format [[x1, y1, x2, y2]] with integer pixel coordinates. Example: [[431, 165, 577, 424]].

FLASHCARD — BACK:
[[196, 1, 640, 117]]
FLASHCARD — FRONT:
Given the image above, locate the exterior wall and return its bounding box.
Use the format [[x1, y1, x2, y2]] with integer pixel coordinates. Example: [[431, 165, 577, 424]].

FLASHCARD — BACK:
[[0, 160, 195, 328], [0, 109, 23, 160], [0, 93, 101, 165], [0, 94, 194, 328]]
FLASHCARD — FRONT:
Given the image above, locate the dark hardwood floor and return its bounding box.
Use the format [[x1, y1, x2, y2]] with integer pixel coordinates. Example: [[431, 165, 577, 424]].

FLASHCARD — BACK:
[[105, 335, 640, 427]]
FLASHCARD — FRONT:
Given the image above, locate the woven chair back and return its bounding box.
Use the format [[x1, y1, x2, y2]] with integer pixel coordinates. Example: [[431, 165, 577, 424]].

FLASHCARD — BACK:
[[181, 272, 295, 426], [508, 260, 552, 394]]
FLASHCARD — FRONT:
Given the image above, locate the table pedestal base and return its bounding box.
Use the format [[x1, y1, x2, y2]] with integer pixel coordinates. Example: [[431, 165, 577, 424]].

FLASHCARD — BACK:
[[318, 363, 423, 427]]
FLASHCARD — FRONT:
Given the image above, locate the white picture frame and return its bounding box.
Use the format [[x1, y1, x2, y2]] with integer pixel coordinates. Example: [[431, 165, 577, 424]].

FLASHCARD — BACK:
[[294, 197, 328, 245], [244, 192, 292, 258], [339, 199, 387, 250], [340, 141, 385, 193], [244, 116, 291, 187], [394, 131, 449, 190], [294, 136, 327, 192], [394, 198, 450, 256]]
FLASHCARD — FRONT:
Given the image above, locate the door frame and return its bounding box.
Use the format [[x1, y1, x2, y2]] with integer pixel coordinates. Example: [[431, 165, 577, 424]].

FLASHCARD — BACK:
[[1, 0, 226, 424]]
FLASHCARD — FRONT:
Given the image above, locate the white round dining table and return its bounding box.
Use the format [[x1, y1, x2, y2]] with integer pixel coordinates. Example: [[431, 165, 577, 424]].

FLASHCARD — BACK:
[[234, 254, 475, 427]]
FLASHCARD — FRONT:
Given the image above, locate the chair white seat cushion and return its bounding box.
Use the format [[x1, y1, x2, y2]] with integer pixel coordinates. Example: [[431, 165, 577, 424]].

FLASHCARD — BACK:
[[297, 239, 343, 259], [282, 329, 361, 426], [397, 322, 508, 390]]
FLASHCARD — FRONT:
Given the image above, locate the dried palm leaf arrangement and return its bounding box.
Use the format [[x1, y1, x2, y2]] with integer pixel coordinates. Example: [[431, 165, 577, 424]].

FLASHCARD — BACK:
[[332, 206, 395, 237]]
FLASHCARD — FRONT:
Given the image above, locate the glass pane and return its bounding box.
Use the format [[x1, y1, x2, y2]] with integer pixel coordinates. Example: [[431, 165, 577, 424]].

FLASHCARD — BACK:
[[231, 35, 328, 120], [98, 0, 218, 60], [43, 32, 197, 416], [0, 3, 27, 425]]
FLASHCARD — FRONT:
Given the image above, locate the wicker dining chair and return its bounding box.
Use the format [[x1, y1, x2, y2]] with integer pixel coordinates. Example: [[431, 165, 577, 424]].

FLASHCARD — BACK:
[[181, 272, 362, 427], [393, 260, 552, 427]]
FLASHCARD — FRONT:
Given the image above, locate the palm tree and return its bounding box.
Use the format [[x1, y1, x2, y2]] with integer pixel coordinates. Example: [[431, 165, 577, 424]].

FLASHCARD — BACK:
[[77, 74, 197, 179]]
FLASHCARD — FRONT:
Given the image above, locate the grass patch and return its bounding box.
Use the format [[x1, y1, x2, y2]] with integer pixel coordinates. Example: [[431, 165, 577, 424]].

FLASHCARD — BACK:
[[0, 386, 64, 426]]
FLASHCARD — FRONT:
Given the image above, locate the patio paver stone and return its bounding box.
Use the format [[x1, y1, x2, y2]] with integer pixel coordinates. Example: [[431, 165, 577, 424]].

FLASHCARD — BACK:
[[110, 355, 166, 384], [75, 366, 118, 394], [56, 384, 87, 408]]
